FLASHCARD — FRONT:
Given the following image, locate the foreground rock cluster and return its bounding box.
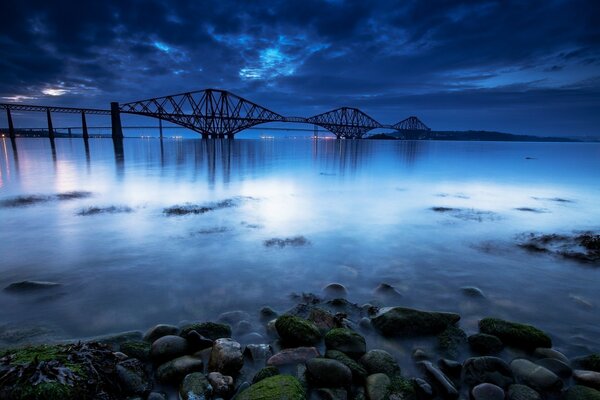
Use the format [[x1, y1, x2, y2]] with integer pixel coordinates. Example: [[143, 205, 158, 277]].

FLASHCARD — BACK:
[[1, 287, 600, 399]]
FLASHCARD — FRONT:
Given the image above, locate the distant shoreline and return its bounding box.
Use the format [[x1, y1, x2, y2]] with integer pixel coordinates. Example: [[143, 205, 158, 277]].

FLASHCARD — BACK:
[[367, 130, 592, 142]]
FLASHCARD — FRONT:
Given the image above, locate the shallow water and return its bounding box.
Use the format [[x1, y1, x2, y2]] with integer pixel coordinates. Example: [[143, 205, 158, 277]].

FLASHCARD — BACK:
[[1, 137, 599, 360]]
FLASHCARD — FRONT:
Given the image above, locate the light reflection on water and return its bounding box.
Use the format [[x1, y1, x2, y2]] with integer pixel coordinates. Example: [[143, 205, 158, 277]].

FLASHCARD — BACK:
[[0, 137, 599, 359]]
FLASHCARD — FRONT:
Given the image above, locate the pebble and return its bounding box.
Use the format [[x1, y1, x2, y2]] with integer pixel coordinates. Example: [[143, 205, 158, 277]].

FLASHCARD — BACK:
[[472, 383, 504, 400], [510, 358, 562, 392], [573, 369, 600, 390]]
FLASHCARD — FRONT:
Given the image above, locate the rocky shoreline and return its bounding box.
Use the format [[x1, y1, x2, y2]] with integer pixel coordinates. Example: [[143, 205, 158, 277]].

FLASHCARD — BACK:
[[1, 286, 600, 400]]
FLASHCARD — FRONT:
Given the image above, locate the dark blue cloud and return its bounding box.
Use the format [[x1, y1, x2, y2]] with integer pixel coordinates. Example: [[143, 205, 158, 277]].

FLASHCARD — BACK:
[[0, 0, 599, 136]]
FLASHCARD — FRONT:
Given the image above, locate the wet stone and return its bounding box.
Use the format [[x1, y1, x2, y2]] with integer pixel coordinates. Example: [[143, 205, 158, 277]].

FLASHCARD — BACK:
[[365, 373, 391, 400], [305, 358, 352, 388], [156, 355, 204, 383], [179, 372, 213, 400], [507, 384, 541, 400], [573, 369, 600, 390], [208, 371, 234, 396], [468, 333, 503, 355], [534, 347, 569, 364], [359, 349, 400, 377], [472, 383, 504, 400], [244, 343, 273, 364], [116, 358, 152, 396], [510, 358, 562, 392], [323, 283, 348, 299], [462, 356, 514, 389], [208, 338, 244, 374], [143, 324, 179, 343], [535, 357, 572, 378], [324, 328, 366, 359], [417, 360, 458, 399], [267, 347, 320, 366], [150, 334, 189, 363]]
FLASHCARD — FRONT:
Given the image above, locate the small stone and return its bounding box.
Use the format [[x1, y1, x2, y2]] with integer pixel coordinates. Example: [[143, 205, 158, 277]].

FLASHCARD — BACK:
[[147, 392, 168, 400], [565, 385, 600, 400], [468, 333, 503, 354], [184, 330, 214, 351], [260, 306, 278, 321], [324, 328, 366, 359], [267, 347, 319, 366], [208, 372, 234, 396], [574, 369, 600, 390], [472, 383, 504, 400], [533, 347, 569, 364], [462, 356, 514, 389], [360, 349, 400, 377], [326, 350, 368, 382], [510, 358, 562, 392], [156, 355, 204, 383], [306, 358, 352, 387], [324, 283, 348, 298], [507, 384, 541, 400], [417, 360, 458, 399], [535, 358, 572, 378], [218, 310, 251, 325], [180, 322, 232, 340], [116, 358, 152, 395], [373, 283, 402, 300], [366, 373, 391, 400], [275, 314, 321, 346], [244, 343, 273, 364], [150, 335, 189, 363], [208, 338, 243, 374], [179, 372, 212, 400], [143, 324, 179, 343], [460, 286, 485, 298]]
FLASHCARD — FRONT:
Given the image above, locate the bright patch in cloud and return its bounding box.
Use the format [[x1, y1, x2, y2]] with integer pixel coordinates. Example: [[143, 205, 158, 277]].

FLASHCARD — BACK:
[[1, 95, 36, 102], [153, 41, 170, 52], [42, 88, 68, 96]]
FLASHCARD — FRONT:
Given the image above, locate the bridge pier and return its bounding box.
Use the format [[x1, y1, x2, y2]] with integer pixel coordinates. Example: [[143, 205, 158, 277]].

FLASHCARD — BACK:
[[111, 102, 123, 140], [46, 108, 55, 140], [6, 108, 15, 139], [225, 133, 234, 139], [201, 133, 209, 139], [81, 111, 89, 140], [159, 118, 163, 139]]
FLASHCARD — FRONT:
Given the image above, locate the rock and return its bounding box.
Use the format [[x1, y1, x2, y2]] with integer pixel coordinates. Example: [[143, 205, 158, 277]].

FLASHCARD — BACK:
[[94, 330, 144, 346], [218, 310, 251, 324], [510, 358, 562, 392], [373, 283, 402, 300], [147, 392, 168, 400], [260, 306, 279, 320], [573, 354, 600, 372], [565, 385, 600, 400], [244, 344, 273, 364], [120, 340, 151, 361], [208, 338, 243, 374], [253, 366, 280, 384], [533, 347, 569, 364], [267, 347, 320, 366], [468, 333, 503, 354], [156, 355, 204, 383], [4, 280, 61, 291], [179, 372, 212, 400], [460, 286, 485, 298], [326, 350, 368, 382], [371, 306, 460, 336], [150, 335, 189, 363], [411, 348, 430, 361], [507, 384, 541, 400], [365, 373, 391, 400], [116, 358, 152, 395], [184, 330, 214, 351], [235, 375, 305, 400], [143, 324, 179, 343], [574, 369, 600, 390], [388, 376, 416, 399], [309, 307, 339, 333], [413, 378, 433, 398], [417, 360, 458, 399], [472, 383, 504, 400], [359, 349, 400, 377], [479, 318, 551, 350], [324, 283, 348, 298], [208, 372, 234, 396], [275, 314, 321, 346], [180, 322, 232, 340], [324, 328, 366, 359], [438, 358, 462, 376], [241, 332, 267, 344], [312, 388, 348, 400], [462, 356, 514, 388], [437, 325, 467, 358], [236, 320, 253, 335], [306, 358, 352, 387], [358, 318, 371, 331], [535, 358, 572, 378]]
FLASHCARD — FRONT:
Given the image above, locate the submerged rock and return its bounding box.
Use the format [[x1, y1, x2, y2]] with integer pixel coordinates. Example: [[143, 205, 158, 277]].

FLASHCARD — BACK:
[[264, 236, 310, 248], [468, 333, 503, 355], [472, 383, 504, 400], [565, 385, 600, 400], [275, 315, 321, 346], [462, 356, 514, 388], [479, 317, 552, 350], [460, 286, 486, 298], [4, 281, 61, 292], [572, 354, 600, 372], [306, 358, 352, 388], [418, 360, 458, 399], [323, 283, 348, 298], [324, 328, 366, 359], [437, 325, 467, 359], [359, 349, 400, 377], [235, 375, 305, 400], [253, 366, 280, 384], [116, 358, 152, 396], [143, 324, 179, 343], [371, 306, 460, 336], [573, 369, 600, 390]]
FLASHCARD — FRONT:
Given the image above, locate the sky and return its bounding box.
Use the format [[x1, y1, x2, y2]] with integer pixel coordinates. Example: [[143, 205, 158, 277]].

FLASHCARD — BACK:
[[1, 0, 599, 137]]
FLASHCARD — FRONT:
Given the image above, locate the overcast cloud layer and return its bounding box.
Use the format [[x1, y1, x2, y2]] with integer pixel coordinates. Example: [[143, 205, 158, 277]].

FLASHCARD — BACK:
[[1, 0, 599, 137]]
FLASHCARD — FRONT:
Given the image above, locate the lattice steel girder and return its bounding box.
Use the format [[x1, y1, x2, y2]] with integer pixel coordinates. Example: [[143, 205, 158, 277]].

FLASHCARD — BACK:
[[392, 116, 431, 131], [306, 107, 382, 138], [119, 89, 285, 136], [0, 103, 110, 115]]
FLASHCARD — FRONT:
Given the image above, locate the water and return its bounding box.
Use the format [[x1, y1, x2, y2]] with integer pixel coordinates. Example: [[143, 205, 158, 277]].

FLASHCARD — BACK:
[[1, 137, 599, 361]]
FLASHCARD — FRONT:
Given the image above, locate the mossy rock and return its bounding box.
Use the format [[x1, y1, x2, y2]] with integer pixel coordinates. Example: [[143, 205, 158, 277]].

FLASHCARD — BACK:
[[572, 354, 600, 372], [252, 366, 280, 384], [479, 318, 551, 350], [120, 340, 151, 361], [389, 376, 416, 400], [275, 315, 321, 347], [324, 328, 366, 358], [371, 307, 460, 336], [359, 350, 401, 378], [468, 333, 503, 355], [235, 375, 305, 400], [565, 385, 600, 400], [180, 322, 231, 340], [437, 325, 467, 359], [325, 350, 368, 382]]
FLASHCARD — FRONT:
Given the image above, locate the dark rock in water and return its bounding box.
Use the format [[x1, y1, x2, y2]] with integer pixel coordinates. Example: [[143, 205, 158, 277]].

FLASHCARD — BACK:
[[164, 199, 238, 216], [323, 283, 348, 298], [184, 330, 214, 351], [388, 376, 416, 399], [156, 355, 203, 383], [55, 191, 93, 200], [373, 283, 402, 300], [573, 369, 600, 390], [253, 366, 280, 384], [179, 372, 213, 400], [468, 333, 504, 354], [4, 281, 61, 292], [325, 328, 366, 359], [417, 360, 458, 399], [462, 356, 514, 388], [359, 349, 400, 377], [326, 350, 368, 382], [120, 340, 151, 361], [438, 358, 462, 377], [472, 383, 504, 400], [437, 325, 467, 359], [275, 314, 321, 346], [150, 335, 189, 363], [267, 347, 319, 366], [208, 338, 243, 375], [371, 306, 460, 336], [260, 306, 278, 320], [572, 354, 600, 372], [413, 377, 433, 398], [208, 372, 234, 397], [411, 348, 430, 361], [218, 310, 251, 324], [147, 392, 168, 400], [180, 321, 232, 340], [460, 286, 485, 298], [534, 347, 569, 363], [431, 206, 456, 212], [510, 358, 562, 392], [235, 375, 305, 400], [535, 358, 572, 378], [116, 358, 152, 396], [264, 236, 310, 247], [143, 324, 179, 343], [507, 384, 541, 400], [309, 307, 339, 333], [76, 205, 133, 216], [306, 358, 352, 388], [0, 194, 51, 207], [479, 317, 552, 350], [244, 344, 273, 364], [565, 385, 600, 400], [312, 388, 348, 400], [518, 232, 600, 263], [365, 373, 391, 400]]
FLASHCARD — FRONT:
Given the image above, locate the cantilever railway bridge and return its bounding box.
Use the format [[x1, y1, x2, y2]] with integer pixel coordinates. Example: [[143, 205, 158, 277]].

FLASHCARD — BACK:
[[0, 88, 430, 140]]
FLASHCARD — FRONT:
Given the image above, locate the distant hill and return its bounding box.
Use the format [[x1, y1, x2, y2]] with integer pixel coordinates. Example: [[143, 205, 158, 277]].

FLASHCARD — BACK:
[[367, 130, 579, 142]]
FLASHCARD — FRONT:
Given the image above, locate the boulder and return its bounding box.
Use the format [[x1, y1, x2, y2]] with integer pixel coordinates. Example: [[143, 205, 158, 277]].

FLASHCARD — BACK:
[[179, 372, 212, 400], [371, 307, 460, 336], [533, 347, 569, 364], [573, 354, 600, 372], [507, 384, 541, 400], [365, 373, 390, 400], [156, 355, 204, 383], [120, 340, 151, 361], [417, 360, 458, 399], [437, 325, 467, 359], [479, 318, 551, 350], [235, 375, 305, 400], [472, 383, 504, 400], [574, 369, 600, 390], [462, 356, 514, 388], [535, 358, 572, 378], [180, 322, 232, 340], [306, 358, 352, 388], [326, 350, 368, 382], [150, 335, 189, 363], [565, 385, 600, 400], [267, 347, 319, 366], [253, 366, 280, 384], [275, 315, 321, 346], [468, 333, 503, 354], [324, 328, 366, 359], [510, 358, 562, 392], [208, 338, 243, 374], [143, 324, 179, 343], [116, 358, 152, 396], [323, 283, 348, 298], [359, 349, 400, 377]]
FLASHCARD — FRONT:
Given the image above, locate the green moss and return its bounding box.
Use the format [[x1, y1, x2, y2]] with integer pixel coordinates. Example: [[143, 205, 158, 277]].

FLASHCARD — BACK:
[[120, 340, 151, 361], [437, 325, 467, 358], [275, 315, 321, 346], [14, 381, 75, 400], [574, 354, 600, 372], [179, 322, 231, 340], [565, 385, 600, 400], [371, 307, 461, 336], [324, 328, 366, 358], [479, 317, 551, 350], [6, 344, 86, 377], [389, 376, 416, 400], [252, 366, 280, 384], [236, 375, 305, 400], [325, 350, 367, 382]]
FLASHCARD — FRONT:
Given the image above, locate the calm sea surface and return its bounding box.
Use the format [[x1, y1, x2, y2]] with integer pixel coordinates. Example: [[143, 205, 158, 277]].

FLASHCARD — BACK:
[[1, 137, 599, 361]]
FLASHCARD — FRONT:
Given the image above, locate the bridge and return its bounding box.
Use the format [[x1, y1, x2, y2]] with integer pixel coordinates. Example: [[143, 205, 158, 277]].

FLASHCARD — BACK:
[[0, 88, 430, 140]]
